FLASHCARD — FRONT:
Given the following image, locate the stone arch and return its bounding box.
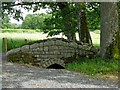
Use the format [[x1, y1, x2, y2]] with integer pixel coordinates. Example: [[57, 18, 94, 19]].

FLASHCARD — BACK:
[[41, 58, 65, 68]]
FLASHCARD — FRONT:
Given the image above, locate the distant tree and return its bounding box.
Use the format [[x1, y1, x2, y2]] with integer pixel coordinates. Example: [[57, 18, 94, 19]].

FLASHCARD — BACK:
[[21, 13, 51, 29], [0, 13, 11, 29], [9, 23, 21, 29]]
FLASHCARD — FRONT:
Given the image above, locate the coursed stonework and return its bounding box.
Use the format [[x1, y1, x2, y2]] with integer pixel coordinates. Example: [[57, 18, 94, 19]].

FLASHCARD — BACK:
[[6, 38, 99, 68]]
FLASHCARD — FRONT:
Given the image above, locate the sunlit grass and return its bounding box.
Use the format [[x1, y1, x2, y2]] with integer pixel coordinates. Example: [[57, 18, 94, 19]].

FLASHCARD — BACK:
[[65, 57, 118, 76]]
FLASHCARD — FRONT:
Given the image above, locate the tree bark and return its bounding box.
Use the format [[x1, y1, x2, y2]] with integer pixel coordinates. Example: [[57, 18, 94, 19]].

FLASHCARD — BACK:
[[100, 2, 120, 59], [76, 2, 81, 41], [76, 2, 93, 45]]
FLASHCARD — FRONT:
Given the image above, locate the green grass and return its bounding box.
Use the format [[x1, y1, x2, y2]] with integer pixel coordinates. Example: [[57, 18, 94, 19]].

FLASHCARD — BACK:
[[65, 57, 118, 76], [0, 29, 45, 33], [0, 29, 35, 33]]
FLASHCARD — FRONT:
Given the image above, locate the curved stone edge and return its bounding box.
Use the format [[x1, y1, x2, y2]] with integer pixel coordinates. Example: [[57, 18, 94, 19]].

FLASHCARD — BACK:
[[6, 48, 20, 56], [40, 58, 65, 68]]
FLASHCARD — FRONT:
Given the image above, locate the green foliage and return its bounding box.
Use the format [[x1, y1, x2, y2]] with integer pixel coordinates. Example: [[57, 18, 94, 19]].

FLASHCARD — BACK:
[[0, 13, 11, 29], [0, 13, 21, 29], [1, 2, 101, 37], [21, 13, 52, 30], [43, 3, 78, 37], [86, 3, 100, 29], [65, 57, 118, 76], [9, 23, 21, 29]]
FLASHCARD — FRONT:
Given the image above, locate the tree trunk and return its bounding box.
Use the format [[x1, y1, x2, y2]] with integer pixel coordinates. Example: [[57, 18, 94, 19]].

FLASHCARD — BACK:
[[100, 2, 120, 59], [79, 3, 93, 45], [76, 2, 81, 41], [76, 2, 93, 45]]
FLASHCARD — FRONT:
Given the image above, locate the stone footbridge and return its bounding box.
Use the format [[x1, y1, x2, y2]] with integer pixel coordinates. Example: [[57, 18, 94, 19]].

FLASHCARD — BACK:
[[6, 38, 99, 68]]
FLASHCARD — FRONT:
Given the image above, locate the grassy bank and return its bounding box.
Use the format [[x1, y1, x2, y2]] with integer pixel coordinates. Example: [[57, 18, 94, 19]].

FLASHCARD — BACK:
[[65, 57, 118, 76]]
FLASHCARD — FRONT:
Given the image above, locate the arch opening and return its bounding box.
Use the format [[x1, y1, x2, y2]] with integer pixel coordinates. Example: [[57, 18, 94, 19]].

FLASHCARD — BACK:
[[46, 63, 65, 69]]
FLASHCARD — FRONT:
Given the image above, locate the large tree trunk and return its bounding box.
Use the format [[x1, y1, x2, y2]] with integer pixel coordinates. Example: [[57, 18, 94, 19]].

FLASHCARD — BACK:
[[76, 2, 93, 45], [100, 2, 120, 59]]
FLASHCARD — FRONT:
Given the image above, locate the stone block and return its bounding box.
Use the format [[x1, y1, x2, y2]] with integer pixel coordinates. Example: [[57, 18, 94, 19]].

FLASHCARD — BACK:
[[44, 47, 49, 51], [69, 42, 78, 48], [21, 45, 29, 52], [34, 55, 37, 57], [44, 41, 50, 46], [39, 43, 44, 47], [43, 55, 49, 58], [53, 46, 58, 50], [62, 41, 68, 46], [30, 43, 39, 49], [33, 52, 38, 55], [33, 49, 37, 52], [36, 55, 39, 57], [54, 51, 60, 54], [49, 51, 54, 55], [39, 47, 43, 51], [47, 41, 55, 45], [49, 46, 54, 51], [55, 40, 63, 45], [40, 51, 45, 55], [45, 52, 49, 54]]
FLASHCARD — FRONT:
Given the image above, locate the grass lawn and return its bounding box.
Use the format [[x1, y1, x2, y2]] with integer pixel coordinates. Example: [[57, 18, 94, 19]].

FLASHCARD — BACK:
[[65, 57, 118, 77]]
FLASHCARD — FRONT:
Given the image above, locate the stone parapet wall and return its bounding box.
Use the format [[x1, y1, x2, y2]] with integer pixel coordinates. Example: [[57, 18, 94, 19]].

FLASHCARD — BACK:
[[6, 38, 99, 68]]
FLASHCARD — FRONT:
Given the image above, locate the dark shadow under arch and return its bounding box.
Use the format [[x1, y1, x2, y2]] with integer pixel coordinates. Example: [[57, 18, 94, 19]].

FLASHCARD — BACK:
[[46, 63, 65, 69]]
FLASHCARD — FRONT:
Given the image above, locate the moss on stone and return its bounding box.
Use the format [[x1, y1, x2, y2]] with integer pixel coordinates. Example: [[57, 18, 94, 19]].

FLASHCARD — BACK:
[[7, 51, 38, 66]]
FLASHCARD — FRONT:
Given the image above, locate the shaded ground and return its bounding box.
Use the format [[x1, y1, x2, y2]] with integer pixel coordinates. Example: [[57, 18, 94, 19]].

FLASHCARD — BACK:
[[0, 53, 118, 88]]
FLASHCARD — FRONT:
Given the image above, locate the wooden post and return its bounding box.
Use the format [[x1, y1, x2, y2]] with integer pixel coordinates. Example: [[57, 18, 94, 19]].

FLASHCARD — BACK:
[[3, 38, 7, 53], [25, 39, 27, 44]]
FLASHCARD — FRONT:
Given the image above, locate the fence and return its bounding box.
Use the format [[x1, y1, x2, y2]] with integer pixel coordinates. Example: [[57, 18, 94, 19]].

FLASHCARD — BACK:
[[2, 38, 27, 53]]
